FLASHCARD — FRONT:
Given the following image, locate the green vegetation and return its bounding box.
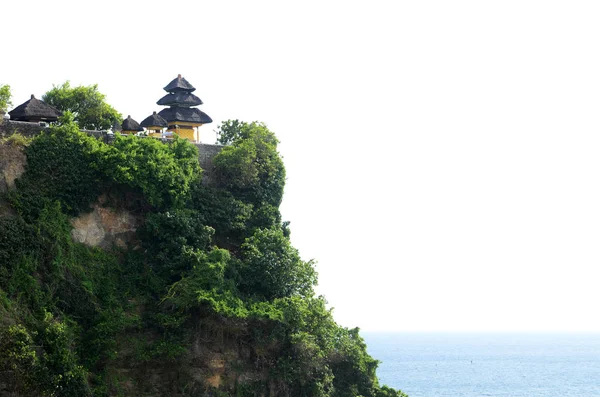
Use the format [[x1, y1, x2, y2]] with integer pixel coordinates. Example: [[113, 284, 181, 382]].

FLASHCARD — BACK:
[[0, 117, 406, 396], [0, 84, 11, 114], [0, 133, 31, 147], [42, 82, 122, 130]]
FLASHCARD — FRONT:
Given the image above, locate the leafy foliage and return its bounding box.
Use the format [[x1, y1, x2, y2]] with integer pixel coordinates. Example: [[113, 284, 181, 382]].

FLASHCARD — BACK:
[[11, 114, 104, 218], [0, 83, 12, 113], [214, 121, 285, 208], [42, 81, 121, 130], [1, 133, 31, 147], [139, 209, 214, 280], [0, 201, 118, 396], [215, 119, 247, 145], [0, 217, 38, 271], [100, 134, 201, 209], [239, 227, 316, 301], [8, 115, 201, 219], [189, 184, 253, 243]]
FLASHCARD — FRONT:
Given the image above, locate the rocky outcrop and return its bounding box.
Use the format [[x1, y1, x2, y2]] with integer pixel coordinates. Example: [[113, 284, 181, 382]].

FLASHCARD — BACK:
[[108, 316, 271, 396], [70, 196, 142, 249], [0, 143, 26, 193], [0, 142, 26, 217]]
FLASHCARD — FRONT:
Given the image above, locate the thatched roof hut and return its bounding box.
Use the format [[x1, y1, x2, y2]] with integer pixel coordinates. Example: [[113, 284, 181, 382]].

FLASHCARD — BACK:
[[121, 115, 143, 133], [8, 94, 63, 122], [140, 111, 168, 128]]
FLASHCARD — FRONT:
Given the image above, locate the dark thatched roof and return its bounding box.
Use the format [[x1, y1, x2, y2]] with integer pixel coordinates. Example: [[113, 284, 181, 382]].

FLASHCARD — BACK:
[[8, 95, 63, 122], [163, 74, 196, 93], [157, 92, 203, 107], [121, 115, 143, 131], [140, 111, 168, 128], [158, 107, 212, 125]]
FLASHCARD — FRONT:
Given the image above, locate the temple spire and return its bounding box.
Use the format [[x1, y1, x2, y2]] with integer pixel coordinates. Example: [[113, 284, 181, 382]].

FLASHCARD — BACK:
[[157, 75, 212, 141]]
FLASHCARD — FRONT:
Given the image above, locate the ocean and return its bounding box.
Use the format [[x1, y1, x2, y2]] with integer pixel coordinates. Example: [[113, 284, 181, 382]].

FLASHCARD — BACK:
[[363, 332, 600, 397]]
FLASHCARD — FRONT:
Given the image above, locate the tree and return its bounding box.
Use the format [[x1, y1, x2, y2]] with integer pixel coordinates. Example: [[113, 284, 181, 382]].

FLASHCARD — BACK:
[[239, 227, 316, 301], [0, 84, 11, 114], [42, 81, 121, 130], [213, 121, 285, 207], [12, 113, 104, 218], [100, 134, 202, 209], [215, 119, 246, 145]]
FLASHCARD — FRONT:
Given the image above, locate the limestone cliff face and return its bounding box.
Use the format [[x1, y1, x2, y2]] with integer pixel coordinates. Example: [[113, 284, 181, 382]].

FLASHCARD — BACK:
[[70, 195, 142, 249], [0, 143, 26, 192], [0, 143, 26, 217], [108, 315, 275, 396]]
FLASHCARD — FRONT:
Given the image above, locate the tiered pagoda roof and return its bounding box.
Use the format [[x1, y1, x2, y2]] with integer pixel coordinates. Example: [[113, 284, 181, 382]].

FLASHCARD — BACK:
[[158, 107, 212, 124], [157, 92, 203, 107], [157, 74, 212, 125], [163, 75, 196, 92]]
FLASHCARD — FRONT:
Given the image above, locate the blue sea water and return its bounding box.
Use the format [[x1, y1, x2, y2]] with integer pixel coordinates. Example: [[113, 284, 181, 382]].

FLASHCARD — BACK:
[[363, 332, 600, 397]]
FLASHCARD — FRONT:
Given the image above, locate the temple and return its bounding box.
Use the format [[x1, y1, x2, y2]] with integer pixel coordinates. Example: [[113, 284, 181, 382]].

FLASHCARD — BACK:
[[156, 74, 212, 141], [6, 75, 213, 143], [8, 95, 62, 123], [121, 115, 143, 135], [140, 111, 168, 138]]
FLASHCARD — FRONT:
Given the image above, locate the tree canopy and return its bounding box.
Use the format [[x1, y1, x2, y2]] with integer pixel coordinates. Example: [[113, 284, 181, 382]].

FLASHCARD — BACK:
[[42, 81, 121, 130], [214, 121, 285, 208], [239, 227, 316, 301], [0, 84, 11, 114]]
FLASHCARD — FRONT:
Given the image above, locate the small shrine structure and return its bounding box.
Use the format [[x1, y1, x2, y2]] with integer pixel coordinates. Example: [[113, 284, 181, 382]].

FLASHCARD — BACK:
[[8, 95, 63, 123], [140, 111, 168, 138], [121, 115, 143, 135]]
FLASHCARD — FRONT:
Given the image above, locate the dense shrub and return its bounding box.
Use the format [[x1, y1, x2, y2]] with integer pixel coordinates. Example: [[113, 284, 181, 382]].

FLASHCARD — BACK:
[[11, 118, 103, 218], [214, 121, 285, 208], [189, 185, 252, 242], [0, 217, 38, 271], [101, 135, 201, 209], [139, 209, 214, 280], [239, 227, 316, 301]]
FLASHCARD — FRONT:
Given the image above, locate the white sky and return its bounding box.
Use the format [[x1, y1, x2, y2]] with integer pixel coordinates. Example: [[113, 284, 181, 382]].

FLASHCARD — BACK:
[[3, 0, 600, 332]]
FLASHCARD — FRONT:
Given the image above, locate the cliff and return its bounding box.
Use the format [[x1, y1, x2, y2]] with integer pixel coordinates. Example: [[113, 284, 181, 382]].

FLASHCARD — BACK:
[[0, 120, 406, 396]]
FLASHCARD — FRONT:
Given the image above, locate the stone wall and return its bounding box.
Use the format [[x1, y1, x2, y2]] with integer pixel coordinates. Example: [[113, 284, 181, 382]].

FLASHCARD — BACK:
[[0, 119, 48, 138], [196, 142, 223, 185], [1, 119, 116, 142]]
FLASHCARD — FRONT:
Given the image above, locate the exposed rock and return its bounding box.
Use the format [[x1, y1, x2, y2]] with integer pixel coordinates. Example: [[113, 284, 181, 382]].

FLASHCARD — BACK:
[[0, 143, 26, 218], [70, 196, 142, 249], [0, 143, 26, 193]]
